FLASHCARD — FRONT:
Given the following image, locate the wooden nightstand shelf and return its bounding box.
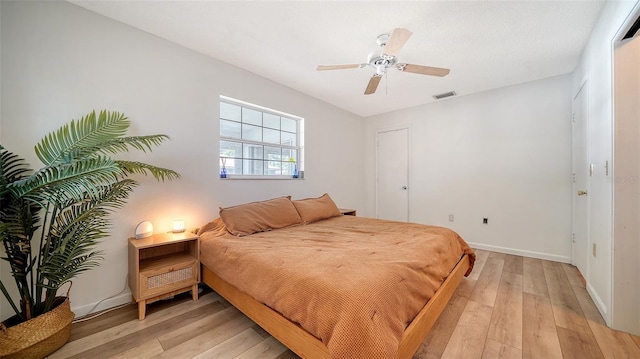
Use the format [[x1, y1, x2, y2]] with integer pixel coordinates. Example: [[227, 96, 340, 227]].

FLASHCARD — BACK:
[[128, 232, 200, 320], [339, 208, 357, 216]]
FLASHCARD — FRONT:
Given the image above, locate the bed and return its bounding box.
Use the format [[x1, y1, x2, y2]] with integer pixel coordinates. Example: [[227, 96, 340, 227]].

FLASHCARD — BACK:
[[198, 195, 475, 359]]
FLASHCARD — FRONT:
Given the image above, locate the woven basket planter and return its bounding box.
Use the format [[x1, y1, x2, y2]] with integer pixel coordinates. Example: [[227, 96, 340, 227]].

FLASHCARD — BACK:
[[0, 297, 74, 359]]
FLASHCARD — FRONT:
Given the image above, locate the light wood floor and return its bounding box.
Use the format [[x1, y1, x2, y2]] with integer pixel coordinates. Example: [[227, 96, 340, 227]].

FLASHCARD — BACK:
[[51, 250, 640, 359]]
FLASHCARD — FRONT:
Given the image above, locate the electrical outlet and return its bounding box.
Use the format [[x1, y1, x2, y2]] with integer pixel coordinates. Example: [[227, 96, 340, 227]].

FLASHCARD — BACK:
[[593, 243, 596, 257], [483, 218, 488, 224], [448, 214, 454, 222]]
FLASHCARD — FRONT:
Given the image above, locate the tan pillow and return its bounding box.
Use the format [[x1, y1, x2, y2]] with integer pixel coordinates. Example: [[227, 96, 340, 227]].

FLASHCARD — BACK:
[[292, 193, 341, 224], [219, 196, 303, 236]]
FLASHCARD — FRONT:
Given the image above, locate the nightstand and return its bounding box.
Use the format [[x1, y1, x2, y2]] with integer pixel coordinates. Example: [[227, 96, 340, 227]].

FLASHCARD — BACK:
[[128, 232, 200, 320], [339, 208, 357, 216]]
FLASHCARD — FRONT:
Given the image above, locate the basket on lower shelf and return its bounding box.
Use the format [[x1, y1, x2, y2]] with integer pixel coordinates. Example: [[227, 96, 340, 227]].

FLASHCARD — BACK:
[[0, 296, 74, 359]]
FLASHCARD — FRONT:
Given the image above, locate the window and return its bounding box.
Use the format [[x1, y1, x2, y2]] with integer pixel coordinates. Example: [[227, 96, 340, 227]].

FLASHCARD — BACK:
[[219, 96, 304, 178]]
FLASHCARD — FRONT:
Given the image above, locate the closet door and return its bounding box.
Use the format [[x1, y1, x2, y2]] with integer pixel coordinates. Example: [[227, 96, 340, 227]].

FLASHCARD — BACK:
[[376, 128, 409, 221]]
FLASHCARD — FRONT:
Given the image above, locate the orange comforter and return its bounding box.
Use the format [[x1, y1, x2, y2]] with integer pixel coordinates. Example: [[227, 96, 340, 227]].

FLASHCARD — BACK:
[[199, 215, 475, 358]]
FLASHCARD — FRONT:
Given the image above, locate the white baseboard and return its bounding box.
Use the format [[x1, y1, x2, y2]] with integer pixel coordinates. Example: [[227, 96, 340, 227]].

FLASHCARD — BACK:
[[71, 292, 132, 319], [467, 241, 572, 263], [586, 282, 608, 321]]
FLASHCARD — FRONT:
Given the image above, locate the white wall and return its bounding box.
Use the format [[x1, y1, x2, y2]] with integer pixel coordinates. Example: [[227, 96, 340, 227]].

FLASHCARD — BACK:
[[0, 1, 364, 320], [364, 75, 573, 262], [571, 0, 640, 327]]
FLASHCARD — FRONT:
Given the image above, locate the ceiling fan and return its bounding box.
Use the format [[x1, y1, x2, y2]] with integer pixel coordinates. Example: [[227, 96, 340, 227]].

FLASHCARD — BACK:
[[316, 28, 450, 95]]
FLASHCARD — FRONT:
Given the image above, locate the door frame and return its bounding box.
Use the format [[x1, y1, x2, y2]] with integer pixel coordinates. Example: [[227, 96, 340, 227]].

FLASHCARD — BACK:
[[571, 76, 590, 276], [375, 126, 411, 221]]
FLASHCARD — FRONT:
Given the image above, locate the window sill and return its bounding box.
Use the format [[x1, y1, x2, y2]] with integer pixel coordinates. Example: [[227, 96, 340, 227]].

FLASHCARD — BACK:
[[220, 175, 304, 180]]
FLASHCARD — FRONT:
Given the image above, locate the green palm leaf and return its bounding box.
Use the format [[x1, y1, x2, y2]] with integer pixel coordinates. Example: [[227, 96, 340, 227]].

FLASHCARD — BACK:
[[39, 180, 137, 300], [9, 157, 123, 203], [0, 145, 33, 185], [56, 135, 171, 161], [35, 110, 130, 165], [116, 160, 181, 182]]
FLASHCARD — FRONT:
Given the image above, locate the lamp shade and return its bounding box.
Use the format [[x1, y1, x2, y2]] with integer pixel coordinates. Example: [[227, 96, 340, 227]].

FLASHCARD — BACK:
[[134, 221, 153, 239], [172, 219, 185, 233]]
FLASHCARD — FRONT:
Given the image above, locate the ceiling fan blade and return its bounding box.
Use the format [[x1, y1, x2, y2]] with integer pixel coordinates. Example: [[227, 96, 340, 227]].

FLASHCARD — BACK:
[[382, 28, 413, 57], [399, 63, 450, 77], [364, 75, 382, 95], [316, 64, 362, 71]]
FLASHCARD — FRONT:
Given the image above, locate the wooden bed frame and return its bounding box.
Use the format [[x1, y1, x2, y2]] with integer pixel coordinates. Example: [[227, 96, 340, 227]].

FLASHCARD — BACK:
[[202, 253, 470, 359]]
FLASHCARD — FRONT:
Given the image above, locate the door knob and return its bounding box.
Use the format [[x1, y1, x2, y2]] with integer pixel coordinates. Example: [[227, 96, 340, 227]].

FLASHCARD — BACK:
[[578, 190, 588, 196], [402, 186, 407, 190]]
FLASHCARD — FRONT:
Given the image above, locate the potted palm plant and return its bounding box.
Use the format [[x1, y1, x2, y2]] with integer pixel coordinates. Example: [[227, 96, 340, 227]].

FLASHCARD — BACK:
[[0, 110, 180, 358]]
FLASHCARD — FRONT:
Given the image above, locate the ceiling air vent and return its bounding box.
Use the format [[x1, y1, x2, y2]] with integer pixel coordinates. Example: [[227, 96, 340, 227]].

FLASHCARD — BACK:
[[433, 91, 457, 100]]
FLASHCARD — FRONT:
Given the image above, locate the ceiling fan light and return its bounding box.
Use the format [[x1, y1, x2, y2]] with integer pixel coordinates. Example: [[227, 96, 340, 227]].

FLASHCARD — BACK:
[[376, 33, 389, 47]]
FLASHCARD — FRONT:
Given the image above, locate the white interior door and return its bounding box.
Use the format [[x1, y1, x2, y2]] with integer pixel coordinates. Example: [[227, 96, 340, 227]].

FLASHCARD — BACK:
[[612, 31, 640, 334], [376, 128, 409, 221], [572, 81, 589, 277]]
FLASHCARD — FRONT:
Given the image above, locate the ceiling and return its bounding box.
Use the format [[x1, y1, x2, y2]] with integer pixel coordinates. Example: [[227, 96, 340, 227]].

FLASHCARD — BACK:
[[71, 1, 605, 117]]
